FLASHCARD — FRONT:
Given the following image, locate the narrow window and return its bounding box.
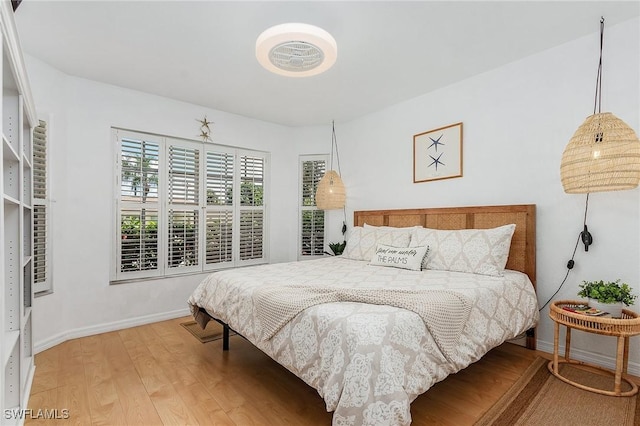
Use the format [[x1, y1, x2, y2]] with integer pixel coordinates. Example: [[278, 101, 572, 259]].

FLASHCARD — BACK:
[[119, 135, 161, 276], [33, 120, 50, 294], [238, 154, 266, 263], [299, 155, 327, 258]]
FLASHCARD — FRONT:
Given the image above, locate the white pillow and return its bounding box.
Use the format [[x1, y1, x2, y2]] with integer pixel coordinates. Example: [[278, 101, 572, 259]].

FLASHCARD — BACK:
[[409, 224, 516, 276], [370, 244, 429, 271], [342, 227, 411, 261]]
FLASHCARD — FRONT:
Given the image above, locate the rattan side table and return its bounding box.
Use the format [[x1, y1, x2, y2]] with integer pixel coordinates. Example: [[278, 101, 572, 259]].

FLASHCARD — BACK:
[[548, 300, 640, 397]]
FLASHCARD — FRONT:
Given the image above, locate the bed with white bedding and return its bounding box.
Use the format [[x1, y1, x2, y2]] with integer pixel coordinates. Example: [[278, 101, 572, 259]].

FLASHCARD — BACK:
[[188, 204, 539, 426]]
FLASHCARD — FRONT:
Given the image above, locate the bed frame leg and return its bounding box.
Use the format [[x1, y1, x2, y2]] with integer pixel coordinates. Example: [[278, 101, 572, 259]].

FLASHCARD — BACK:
[[204, 313, 235, 351], [223, 324, 230, 351], [526, 327, 536, 350]]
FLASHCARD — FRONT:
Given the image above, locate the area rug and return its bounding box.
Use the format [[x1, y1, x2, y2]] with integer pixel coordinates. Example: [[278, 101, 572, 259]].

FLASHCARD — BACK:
[[475, 357, 639, 425], [180, 320, 226, 343]]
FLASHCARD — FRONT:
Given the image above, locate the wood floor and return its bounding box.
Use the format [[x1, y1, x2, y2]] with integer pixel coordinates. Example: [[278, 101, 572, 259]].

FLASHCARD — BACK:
[[26, 317, 546, 425]]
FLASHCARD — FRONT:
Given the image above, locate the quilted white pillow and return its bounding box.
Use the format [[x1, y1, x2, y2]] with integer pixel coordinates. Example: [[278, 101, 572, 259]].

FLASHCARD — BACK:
[[370, 244, 430, 271], [409, 224, 516, 276], [342, 227, 411, 261]]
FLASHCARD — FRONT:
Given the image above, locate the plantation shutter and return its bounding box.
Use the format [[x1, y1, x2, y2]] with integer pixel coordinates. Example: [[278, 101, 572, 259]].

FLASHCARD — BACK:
[[300, 156, 326, 258], [205, 150, 234, 268], [118, 133, 161, 278], [32, 120, 49, 293], [113, 129, 269, 281], [33, 121, 46, 199], [33, 206, 46, 286], [167, 142, 200, 271], [238, 153, 266, 263]]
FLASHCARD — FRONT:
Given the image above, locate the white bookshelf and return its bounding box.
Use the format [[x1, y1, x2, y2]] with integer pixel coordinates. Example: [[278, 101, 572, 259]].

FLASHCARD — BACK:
[[0, 1, 38, 424]]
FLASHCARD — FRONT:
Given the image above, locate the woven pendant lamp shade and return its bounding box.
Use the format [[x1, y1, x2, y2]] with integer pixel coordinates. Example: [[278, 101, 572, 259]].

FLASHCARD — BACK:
[[561, 112, 640, 194], [315, 170, 346, 210]]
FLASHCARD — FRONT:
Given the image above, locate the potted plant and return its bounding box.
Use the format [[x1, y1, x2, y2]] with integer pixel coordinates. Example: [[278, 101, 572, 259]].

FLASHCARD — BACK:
[[328, 241, 346, 256], [577, 279, 637, 318]]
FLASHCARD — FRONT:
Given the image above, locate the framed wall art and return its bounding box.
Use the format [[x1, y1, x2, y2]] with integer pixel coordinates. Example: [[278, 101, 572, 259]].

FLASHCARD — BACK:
[[413, 122, 463, 183]]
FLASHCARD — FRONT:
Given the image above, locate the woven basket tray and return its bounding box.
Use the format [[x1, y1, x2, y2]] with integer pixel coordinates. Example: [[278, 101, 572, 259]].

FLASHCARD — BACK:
[[549, 300, 640, 337]]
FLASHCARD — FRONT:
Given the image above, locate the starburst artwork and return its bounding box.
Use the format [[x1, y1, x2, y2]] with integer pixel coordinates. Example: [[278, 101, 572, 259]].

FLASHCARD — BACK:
[[429, 152, 445, 171], [428, 134, 445, 152], [197, 116, 213, 142], [413, 122, 463, 183]]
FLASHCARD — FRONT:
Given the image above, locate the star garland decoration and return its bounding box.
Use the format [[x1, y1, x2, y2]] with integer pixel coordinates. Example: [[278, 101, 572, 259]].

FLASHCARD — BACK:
[[197, 116, 213, 142]]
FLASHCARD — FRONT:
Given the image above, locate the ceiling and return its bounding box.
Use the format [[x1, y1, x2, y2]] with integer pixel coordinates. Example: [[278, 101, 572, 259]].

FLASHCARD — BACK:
[[13, 1, 640, 127]]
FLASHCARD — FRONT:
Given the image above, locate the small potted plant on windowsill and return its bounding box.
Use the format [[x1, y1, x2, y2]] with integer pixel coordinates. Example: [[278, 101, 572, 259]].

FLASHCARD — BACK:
[[577, 279, 637, 318]]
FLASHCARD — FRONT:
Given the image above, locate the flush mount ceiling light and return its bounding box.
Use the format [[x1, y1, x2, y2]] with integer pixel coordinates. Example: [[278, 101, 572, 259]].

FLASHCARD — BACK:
[[256, 23, 337, 77]]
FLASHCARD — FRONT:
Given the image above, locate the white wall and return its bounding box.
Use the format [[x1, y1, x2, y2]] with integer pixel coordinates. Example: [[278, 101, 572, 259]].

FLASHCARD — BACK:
[[330, 17, 640, 372], [27, 17, 640, 373], [26, 55, 328, 351]]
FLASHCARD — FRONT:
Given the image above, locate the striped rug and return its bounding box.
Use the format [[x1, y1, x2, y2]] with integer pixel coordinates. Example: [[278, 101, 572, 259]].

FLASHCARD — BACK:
[[180, 320, 225, 343], [475, 357, 638, 425]]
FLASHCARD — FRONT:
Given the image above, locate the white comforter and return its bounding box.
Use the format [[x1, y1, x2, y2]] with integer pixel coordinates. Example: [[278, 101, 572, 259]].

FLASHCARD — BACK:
[[188, 257, 539, 426]]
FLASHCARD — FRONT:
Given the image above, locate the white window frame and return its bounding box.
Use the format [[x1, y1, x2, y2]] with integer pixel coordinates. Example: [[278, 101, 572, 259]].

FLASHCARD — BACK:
[[33, 115, 52, 295], [298, 154, 328, 260], [112, 129, 269, 282]]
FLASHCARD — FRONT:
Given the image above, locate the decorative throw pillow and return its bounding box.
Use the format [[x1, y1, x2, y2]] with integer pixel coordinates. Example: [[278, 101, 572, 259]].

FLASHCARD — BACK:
[[409, 224, 516, 276], [342, 227, 411, 261], [369, 244, 429, 271]]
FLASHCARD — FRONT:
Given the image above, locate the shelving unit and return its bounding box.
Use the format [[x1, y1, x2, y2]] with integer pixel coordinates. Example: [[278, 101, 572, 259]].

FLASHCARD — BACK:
[[0, 1, 38, 424]]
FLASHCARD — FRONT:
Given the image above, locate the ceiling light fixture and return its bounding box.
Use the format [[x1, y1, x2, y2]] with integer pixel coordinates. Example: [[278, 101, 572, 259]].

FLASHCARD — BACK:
[[559, 17, 640, 254], [561, 18, 640, 194], [256, 23, 337, 77], [316, 120, 346, 210]]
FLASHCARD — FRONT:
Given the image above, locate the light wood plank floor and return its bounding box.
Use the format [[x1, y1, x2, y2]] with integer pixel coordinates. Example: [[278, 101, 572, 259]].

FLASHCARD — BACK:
[[26, 317, 548, 425]]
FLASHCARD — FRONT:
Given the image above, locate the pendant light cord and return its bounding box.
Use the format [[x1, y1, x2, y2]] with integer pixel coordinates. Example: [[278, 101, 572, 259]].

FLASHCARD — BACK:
[[593, 17, 604, 115], [330, 120, 348, 236], [583, 192, 590, 226], [331, 120, 342, 175], [542, 18, 611, 311], [580, 16, 601, 255], [539, 193, 590, 311]]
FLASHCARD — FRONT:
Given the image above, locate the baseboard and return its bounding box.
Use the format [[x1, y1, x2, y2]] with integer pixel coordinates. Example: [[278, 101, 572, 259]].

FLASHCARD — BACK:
[[34, 308, 191, 354], [14, 363, 36, 426], [537, 339, 640, 377]]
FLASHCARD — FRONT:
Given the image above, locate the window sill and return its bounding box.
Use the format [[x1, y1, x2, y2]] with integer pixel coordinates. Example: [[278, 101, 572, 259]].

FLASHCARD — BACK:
[[35, 289, 54, 298], [110, 262, 268, 285]]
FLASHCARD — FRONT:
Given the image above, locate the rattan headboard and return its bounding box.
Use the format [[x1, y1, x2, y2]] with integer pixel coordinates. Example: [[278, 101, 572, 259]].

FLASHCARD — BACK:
[[353, 204, 536, 288]]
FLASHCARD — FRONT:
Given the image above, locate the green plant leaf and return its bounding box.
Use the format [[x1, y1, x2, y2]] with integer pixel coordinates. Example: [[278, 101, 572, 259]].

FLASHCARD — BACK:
[[577, 279, 637, 306]]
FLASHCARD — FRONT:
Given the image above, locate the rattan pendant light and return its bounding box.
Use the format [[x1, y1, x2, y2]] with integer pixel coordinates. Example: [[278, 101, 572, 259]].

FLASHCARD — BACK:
[[315, 121, 346, 210], [560, 18, 640, 194]]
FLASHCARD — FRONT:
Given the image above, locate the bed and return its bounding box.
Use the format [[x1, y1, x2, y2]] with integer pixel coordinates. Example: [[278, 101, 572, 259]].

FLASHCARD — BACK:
[[188, 204, 539, 426]]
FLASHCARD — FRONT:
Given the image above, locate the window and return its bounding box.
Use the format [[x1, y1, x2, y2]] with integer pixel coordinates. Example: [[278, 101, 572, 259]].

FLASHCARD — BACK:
[[33, 119, 51, 294], [239, 153, 265, 260], [113, 129, 269, 281], [205, 150, 234, 266], [299, 155, 327, 258], [167, 143, 200, 271], [119, 134, 160, 277]]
